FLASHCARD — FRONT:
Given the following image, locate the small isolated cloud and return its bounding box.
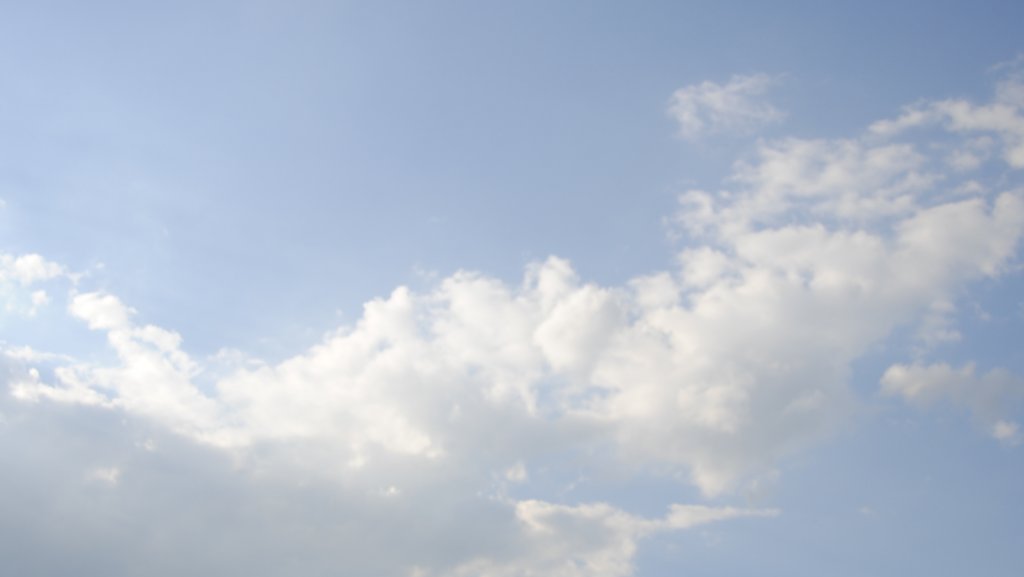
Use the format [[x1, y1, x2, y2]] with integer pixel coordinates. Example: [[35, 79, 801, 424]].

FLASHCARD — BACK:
[[85, 466, 122, 486], [992, 420, 1020, 445], [505, 461, 528, 483], [30, 289, 49, 308], [0, 253, 65, 285], [14, 68, 1024, 503], [668, 74, 784, 139]]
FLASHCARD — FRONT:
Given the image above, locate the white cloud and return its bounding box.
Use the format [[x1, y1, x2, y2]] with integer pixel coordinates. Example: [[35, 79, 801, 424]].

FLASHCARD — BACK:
[[668, 73, 784, 139], [869, 68, 1024, 168], [504, 461, 528, 483], [881, 362, 1024, 444], [29, 289, 49, 311], [730, 138, 933, 220], [85, 466, 122, 486], [16, 292, 225, 443], [5, 68, 1024, 574], [23, 185, 1024, 497], [914, 298, 961, 349], [2, 344, 73, 363], [992, 420, 1020, 445], [19, 71, 1024, 495], [0, 253, 65, 285], [68, 292, 135, 331], [946, 136, 995, 172], [421, 500, 775, 577]]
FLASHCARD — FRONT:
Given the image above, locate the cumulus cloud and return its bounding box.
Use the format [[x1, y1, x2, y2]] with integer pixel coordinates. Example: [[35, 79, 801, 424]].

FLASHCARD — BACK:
[[0, 253, 65, 285], [18, 73, 1024, 498], [668, 73, 784, 139], [5, 69, 1024, 574]]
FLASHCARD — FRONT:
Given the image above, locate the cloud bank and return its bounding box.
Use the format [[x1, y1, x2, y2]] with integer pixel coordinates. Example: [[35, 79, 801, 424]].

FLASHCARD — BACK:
[[3, 70, 1024, 576]]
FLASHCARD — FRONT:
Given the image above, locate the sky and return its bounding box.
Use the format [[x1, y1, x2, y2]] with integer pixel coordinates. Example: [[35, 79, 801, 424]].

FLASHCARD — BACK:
[[1, 1, 1024, 575]]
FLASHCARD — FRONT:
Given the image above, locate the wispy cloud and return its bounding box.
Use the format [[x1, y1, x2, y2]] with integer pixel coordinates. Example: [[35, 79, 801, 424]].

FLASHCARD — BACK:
[[668, 74, 784, 139], [882, 363, 1024, 444]]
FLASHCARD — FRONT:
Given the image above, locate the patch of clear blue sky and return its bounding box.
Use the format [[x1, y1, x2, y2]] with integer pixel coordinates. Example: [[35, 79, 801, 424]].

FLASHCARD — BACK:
[[3, 0, 1023, 358]]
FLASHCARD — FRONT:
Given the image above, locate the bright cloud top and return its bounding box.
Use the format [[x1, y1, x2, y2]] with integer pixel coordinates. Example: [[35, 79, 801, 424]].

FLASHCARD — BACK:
[[4, 71, 1024, 576]]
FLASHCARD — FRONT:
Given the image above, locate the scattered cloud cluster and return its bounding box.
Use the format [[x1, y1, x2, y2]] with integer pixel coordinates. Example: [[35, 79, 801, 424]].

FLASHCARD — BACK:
[[869, 70, 1024, 167], [0, 253, 67, 316], [3, 69, 1024, 575]]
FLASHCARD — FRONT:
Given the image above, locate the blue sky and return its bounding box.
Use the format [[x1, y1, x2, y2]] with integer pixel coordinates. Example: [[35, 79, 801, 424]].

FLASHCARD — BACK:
[[2, 2, 1023, 575]]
